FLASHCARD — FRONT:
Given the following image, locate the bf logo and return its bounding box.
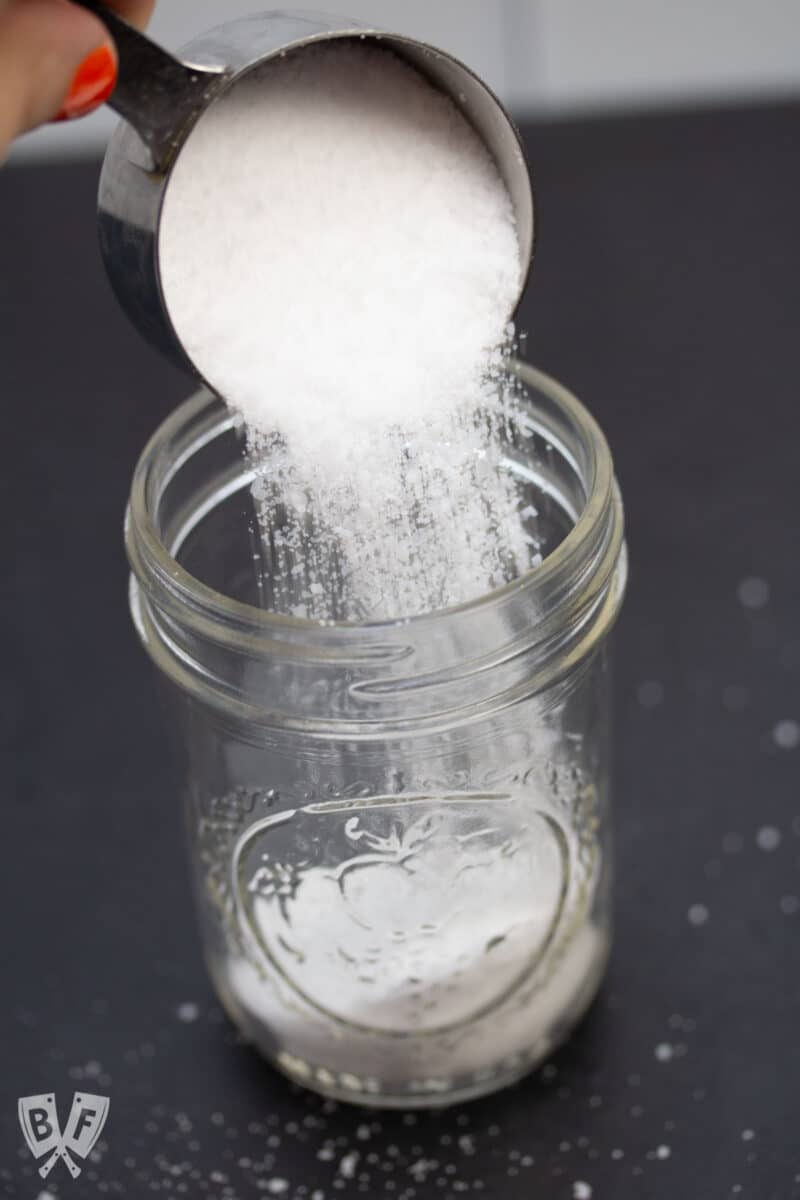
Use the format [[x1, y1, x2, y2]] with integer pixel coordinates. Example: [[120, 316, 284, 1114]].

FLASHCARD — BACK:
[[18, 1092, 110, 1179]]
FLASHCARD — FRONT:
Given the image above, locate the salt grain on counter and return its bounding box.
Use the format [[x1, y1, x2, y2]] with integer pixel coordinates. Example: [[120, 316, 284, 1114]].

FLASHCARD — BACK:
[[773, 719, 800, 750], [160, 42, 529, 620], [756, 826, 781, 852], [737, 576, 770, 609], [339, 1152, 359, 1179]]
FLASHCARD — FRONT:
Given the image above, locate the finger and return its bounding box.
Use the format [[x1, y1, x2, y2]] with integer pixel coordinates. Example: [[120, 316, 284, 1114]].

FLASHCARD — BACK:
[[101, 0, 155, 32], [0, 0, 115, 156]]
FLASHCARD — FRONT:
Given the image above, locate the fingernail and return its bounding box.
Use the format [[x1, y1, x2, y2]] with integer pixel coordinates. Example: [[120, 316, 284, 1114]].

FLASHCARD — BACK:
[[54, 44, 117, 122]]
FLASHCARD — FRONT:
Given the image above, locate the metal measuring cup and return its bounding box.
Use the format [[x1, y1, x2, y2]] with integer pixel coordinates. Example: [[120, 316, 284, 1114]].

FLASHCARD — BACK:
[[78, 5, 535, 379]]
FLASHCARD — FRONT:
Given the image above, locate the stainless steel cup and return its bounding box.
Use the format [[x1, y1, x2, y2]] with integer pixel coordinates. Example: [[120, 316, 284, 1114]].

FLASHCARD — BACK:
[[95, 10, 535, 379]]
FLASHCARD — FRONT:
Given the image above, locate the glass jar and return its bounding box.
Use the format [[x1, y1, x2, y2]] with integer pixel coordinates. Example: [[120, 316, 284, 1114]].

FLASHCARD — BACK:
[[126, 362, 627, 1108]]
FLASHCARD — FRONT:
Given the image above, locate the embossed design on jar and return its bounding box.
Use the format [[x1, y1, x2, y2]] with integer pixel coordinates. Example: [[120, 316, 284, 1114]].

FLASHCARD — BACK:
[[196, 786, 277, 949], [248, 857, 305, 919], [231, 792, 575, 1037]]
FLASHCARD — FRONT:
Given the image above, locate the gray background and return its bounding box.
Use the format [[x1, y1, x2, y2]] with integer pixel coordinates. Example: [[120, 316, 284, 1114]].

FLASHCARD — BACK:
[[9, 0, 800, 161]]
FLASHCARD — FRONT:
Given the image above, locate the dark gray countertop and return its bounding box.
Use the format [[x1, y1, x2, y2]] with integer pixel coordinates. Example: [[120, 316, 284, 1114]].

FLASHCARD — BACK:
[[1, 101, 798, 1198]]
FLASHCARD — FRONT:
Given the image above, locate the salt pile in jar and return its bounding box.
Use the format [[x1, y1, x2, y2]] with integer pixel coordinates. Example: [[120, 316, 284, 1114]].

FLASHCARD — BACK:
[[223, 804, 606, 1095], [160, 41, 535, 620]]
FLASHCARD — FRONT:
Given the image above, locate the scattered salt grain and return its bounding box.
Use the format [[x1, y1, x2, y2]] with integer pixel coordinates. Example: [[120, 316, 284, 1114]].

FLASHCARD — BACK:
[[654, 1042, 674, 1062], [339, 1152, 359, 1179], [573, 1183, 592, 1199], [408, 1158, 437, 1181], [688, 904, 709, 926], [737, 577, 770, 609], [756, 826, 781, 852], [773, 719, 800, 750], [176, 1002, 200, 1023], [265, 1180, 289, 1195]]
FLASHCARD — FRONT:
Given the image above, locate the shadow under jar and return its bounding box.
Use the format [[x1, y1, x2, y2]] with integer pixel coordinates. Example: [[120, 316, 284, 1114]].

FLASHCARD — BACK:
[[126, 361, 627, 1108]]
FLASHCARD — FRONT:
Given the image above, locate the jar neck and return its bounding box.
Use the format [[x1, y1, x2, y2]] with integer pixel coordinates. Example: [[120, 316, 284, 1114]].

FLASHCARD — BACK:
[[127, 363, 627, 732]]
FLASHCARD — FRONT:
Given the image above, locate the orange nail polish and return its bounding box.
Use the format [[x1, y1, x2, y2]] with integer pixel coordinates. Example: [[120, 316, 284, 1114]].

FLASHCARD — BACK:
[[54, 44, 117, 122]]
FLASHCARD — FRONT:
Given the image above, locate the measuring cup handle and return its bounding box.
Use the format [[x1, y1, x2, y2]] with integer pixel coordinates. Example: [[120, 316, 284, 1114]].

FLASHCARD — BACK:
[[69, 0, 227, 170]]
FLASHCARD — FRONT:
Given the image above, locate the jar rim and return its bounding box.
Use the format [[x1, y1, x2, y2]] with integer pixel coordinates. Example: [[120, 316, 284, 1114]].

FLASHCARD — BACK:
[[127, 361, 619, 651]]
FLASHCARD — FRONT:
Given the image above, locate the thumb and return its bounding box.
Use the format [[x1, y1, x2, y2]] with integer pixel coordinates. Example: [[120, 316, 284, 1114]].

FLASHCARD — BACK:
[[0, 0, 117, 155]]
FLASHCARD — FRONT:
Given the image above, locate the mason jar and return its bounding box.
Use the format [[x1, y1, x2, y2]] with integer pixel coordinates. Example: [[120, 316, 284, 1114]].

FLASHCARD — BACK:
[[126, 361, 627, 1108]]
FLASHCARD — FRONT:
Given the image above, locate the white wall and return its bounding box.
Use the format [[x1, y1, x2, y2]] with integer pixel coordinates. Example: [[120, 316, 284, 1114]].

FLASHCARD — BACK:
[[10, 0, 800, 161], [531, 0, 800, 113]]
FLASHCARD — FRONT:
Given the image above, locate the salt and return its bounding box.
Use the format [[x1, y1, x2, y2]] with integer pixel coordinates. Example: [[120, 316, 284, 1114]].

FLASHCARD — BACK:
[[338, 1152, 359, 1179], [737, 576, 769, 609], [160, 41, 530, 620], [226, 818, 605, 1091], [159, 35, 600, 1099], [773, 719, 800, 750], [755, 825, 781, 852]]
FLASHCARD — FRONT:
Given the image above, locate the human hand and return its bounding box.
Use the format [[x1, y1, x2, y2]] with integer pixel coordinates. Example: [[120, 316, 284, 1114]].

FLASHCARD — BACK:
[[0, 0, 154, 159]]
